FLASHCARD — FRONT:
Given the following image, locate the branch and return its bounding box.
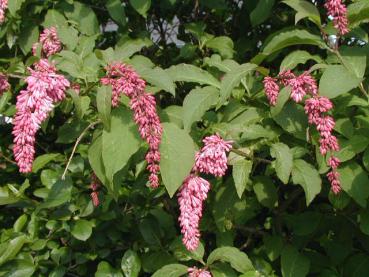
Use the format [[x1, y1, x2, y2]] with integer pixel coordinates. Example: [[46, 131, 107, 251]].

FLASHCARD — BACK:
[[231, 148, 272, 164], [61, 120, 101, 180]]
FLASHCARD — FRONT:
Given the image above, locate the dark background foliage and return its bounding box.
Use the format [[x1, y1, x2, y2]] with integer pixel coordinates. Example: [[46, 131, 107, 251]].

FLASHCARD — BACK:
[[0, 0, 369, 276]]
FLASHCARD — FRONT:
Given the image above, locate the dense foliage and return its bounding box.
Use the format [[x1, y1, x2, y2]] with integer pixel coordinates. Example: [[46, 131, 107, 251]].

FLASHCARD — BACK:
[[0, 0, 369, 276]]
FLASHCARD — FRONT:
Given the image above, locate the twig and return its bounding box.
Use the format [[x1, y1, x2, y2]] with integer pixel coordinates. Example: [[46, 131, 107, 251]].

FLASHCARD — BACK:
[[0, 152, 16, 165], [231, 148, 272, 164], [61, 120, 101, 180]]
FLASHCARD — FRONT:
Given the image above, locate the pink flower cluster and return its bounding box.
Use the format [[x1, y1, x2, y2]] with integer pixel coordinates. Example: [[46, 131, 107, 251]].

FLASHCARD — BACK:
[[90, 173, 100, 207], [324, 0, 349, 35], [263, 71, 341, 194], [263, 70, 317, 105], [101, 63, 162, 188], [194, 134, 233, 177], [178, 175, 210, 251], [0, 0, 7, 24], [188, 267, 212, 277], [12, 59, 70, 173], [178, 134, 232, 251], [304, 96, 341, 194], [32, 27, 62, 57], [0, 73, 10, 95]]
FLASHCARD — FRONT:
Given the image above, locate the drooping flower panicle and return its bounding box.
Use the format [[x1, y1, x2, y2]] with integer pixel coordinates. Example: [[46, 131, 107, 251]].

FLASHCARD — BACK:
[[188, 267, 212, 277], [101, 63, 162, 188], [263, 71, 341, 194], [194, 134, 233, 177], [178, 175, 210, 251], [90, 173, 100, 207], [0, 0, 7, 24], [324, 0, 349, 35], [178, 134, 232, 251], [0, 73, 10, 95], [12, 59, 70, 173], [32, 27, 62, 57]]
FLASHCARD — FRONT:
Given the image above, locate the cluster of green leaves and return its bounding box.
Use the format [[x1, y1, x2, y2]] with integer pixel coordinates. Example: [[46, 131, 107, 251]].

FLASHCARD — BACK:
[[0, 0, 369, 276]]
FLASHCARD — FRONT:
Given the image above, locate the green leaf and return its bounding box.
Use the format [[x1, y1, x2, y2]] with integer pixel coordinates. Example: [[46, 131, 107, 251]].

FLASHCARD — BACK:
[[282, 0, 321, 26], [63, 2, 100, 35], [344, 254, 369, 277], [18, 25, 39, 55], [0, 259, 35, 277], [340, 46, 367, 79], [58, 26, 79, 51], [115, 37, 152, 61], [37, 178, 72, 210], [67, 89, 83, 119], [95, 261, 123, 277], [159, 123, 196, 197], [167, 64, 220, 88], [129, 0, 151, 17], [170, 238, 205, 262], [271, 143, 293, 184], [32, 153, 62, 173], [211, 263, 238, 277], [348, 0, 369, 28], [136, 67, 176, 95], [363, 148, 369, 171], [359, 209, 369, 235], [253, 176, 278, 209], [13, 214, 28, 232], [338, 162, 369, 208], [232, 159, 252, 198], [335, 135, 369, 162], [280, 50, 323, 71], [281, 246, 310, 277], [207, 247, 254, 273], [106, 0, 127, 26], [7, 0, 26, 16], [121, 250, 141, 277], [102, 107, 141, 182], [43, 10, 68, 28], [152, 264, 188, 277], [57, 120, 89, 144], [263, 235, 284, 261], [183, 86, 219, 131], [218, 63, 257, 106], [273, 101, 308, 140], [250, 0, 275, 26], [0, 187, 19, 205], [71, 220, 93, 241], [205, 36, 234, 59], [88, 135, 109, 186], [0, 235, 27, 266], [319, 65, 362, 98], [261, 28, 326, 55], [292, 159, 322, 205], [96, 86, 112, 130]]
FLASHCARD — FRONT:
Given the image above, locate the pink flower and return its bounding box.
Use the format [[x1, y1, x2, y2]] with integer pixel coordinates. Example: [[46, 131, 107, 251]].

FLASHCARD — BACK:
[[0, 73, 10, 94], [316, 116, 335, 137], [12, 59, 70, 173], [178, 175, 210, 251], [287, 73, 318, 103], [304, 96, 333, 124], [263, 77, 279, 106], [327, 169, 341, 194], [328, 156, 340, 169], [325, 0, 349, 35], [194, 134, 232, 177], [101, 62, 162, 188], [0, 0, 7, 24], [90, 173, 100, 207], [319, 134, 340, 155], [32, 27, 62, 57], [188, 267, 212, 277], [278, 70, 296, 86]]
